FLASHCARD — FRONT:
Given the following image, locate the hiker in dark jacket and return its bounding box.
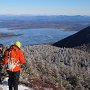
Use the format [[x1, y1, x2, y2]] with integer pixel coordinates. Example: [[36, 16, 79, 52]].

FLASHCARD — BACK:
[[3, 41, 25, 90], [0, 44, 4, 84]]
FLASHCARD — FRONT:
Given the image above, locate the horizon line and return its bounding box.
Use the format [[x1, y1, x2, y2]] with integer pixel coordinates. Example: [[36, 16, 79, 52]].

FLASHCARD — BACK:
[[0, 14, 90, 17]]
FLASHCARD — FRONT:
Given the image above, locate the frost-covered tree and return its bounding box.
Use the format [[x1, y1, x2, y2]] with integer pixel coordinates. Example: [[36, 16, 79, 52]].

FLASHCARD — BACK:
[[21, 45, 90, 90]]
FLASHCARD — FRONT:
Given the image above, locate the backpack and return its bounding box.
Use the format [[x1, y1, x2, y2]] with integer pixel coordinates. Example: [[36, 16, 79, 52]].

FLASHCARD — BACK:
[[7, 45, 20, 71], [0, 44, 4, 64]]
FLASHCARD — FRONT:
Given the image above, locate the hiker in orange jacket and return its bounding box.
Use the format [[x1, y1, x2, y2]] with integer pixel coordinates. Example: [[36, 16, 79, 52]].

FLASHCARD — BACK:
[[3, 41, 25, 90]]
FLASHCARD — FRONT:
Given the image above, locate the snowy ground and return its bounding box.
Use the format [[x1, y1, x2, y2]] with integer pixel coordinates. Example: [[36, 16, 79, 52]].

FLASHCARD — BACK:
[[0, 77, 33, 90]]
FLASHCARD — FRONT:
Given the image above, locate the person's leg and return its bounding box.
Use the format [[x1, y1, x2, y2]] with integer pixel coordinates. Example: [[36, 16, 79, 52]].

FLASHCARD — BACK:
[[0, 72, 2, 84], [0, 65, 2, 84], [8, 71, 13, 90], [0, 74, 2, 84], [13, 71, 20, 90]]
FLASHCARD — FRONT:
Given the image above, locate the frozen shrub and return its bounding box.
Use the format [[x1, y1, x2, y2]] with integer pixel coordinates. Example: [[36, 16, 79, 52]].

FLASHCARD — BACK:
[[20, 45, 90, 90]]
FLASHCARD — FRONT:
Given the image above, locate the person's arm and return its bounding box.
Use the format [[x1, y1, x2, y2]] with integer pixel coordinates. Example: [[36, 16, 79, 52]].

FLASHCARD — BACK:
[[3, 50, 8, 64], [3, 57, 8, 64], [19, 50, 25, 64]]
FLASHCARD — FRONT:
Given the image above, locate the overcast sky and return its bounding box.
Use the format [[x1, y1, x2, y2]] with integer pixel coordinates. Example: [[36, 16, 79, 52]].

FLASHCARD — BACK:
[[0, 0, 89, 15]]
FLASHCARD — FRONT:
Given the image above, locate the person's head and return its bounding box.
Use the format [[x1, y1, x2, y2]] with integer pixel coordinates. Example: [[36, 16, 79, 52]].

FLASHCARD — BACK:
[[14, 41, 22, 48]]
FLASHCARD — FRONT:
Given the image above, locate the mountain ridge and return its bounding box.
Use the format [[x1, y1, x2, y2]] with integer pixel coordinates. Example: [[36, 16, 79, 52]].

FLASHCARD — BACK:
[[53, 26, 90, 47]]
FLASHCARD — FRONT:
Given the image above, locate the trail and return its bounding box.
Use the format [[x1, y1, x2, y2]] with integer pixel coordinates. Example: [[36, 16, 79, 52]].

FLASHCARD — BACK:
[[0, 77, 33, 90]]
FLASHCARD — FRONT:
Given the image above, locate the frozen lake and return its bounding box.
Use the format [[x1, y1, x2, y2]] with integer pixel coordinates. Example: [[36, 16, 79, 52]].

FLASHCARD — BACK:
[[0, 28, 76, 46]]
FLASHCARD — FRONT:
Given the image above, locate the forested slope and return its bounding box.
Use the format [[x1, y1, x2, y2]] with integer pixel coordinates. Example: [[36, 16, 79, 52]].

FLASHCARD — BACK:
[[20, 45, 90, 90]]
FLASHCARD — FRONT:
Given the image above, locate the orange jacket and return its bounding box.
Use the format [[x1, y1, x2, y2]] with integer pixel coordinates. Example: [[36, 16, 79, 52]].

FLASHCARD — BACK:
[[3, 45, 25, 72]]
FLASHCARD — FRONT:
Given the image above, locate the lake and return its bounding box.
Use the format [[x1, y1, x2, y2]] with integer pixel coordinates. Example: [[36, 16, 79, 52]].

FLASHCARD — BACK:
[[0, 28, 76, 46]]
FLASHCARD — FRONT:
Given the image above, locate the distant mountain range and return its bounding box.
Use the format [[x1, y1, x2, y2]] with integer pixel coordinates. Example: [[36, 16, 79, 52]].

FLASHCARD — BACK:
[[53, 26, 90, 48], [0, 15, 90, 22], [0, 15, 90, 31]]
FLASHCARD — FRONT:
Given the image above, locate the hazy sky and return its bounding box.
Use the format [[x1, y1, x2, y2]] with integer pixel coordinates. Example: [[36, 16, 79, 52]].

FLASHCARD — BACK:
[[0, 0, 90, 15]]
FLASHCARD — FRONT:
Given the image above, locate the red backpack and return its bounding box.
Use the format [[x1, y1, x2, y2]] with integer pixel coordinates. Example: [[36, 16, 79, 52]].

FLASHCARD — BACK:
[[5, 45, 20, 71]]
